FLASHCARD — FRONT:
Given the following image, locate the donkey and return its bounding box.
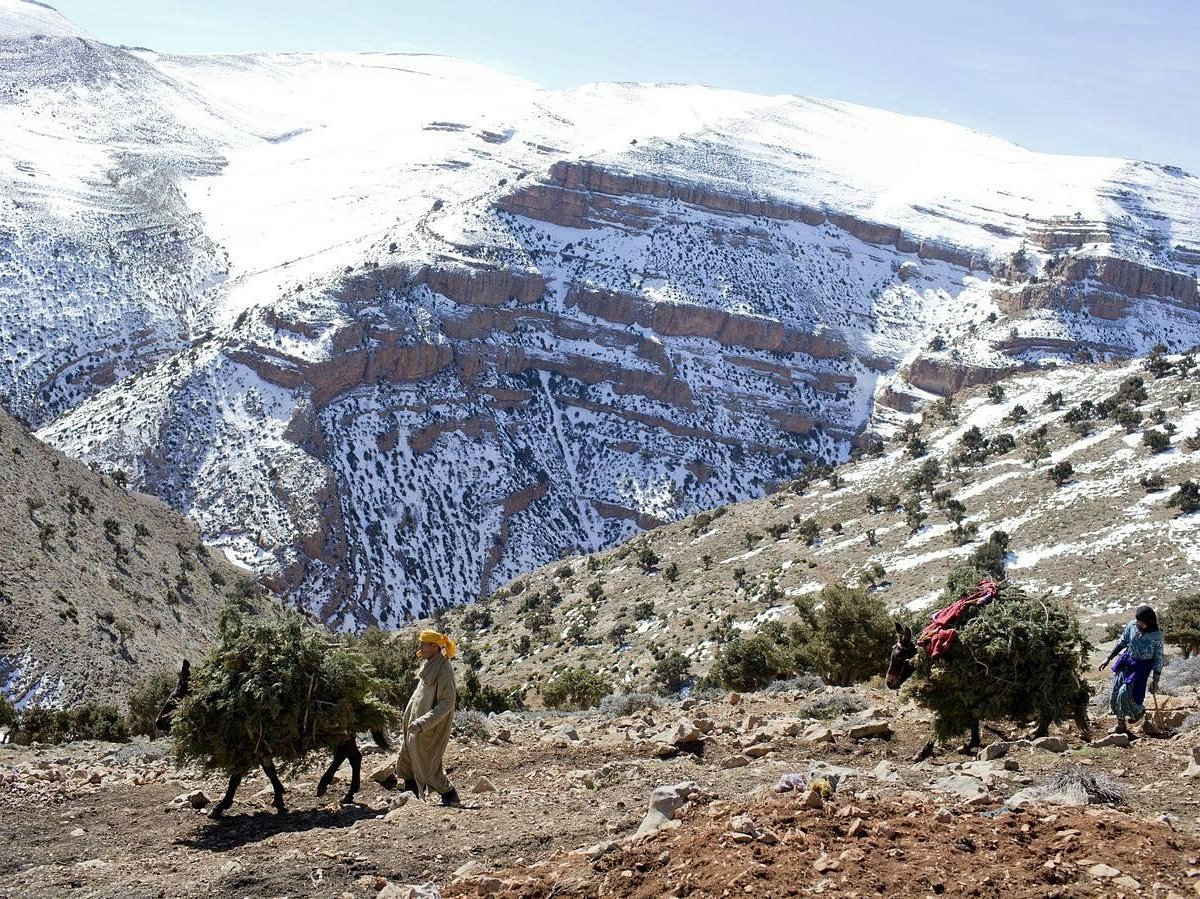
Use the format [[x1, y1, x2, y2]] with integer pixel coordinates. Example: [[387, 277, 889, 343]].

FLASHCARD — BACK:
[[887, 620, 1091, 762], [156, 660, 391, 818], [886, 623, 981, 762]]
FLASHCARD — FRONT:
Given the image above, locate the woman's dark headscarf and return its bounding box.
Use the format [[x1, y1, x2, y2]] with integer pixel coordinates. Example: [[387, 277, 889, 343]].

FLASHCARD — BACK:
[[1135, 605, 1159, 632]]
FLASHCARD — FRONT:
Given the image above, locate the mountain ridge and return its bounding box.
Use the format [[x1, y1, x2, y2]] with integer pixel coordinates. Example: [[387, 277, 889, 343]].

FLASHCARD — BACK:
[[3, 4, 1199, 624]]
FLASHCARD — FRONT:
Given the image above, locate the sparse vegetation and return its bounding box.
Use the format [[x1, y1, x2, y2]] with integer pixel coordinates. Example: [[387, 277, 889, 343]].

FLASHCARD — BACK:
[[1142, 429, 1170, 453], [1170, 481, 1200, 514], [636, 545, 659, 573], [459, 669, 525, 713], [1049, 461, 1074, 486], [653, 651, 693, 694], [127, 671, 178, 737], [11, 702, 130, 745], [1162, 594, 1200, 658], [541, 667, 611, 710]]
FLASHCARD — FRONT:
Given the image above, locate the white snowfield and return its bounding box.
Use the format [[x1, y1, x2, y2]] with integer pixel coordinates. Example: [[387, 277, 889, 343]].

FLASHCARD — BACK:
[[4, 0, 1200, 623], [0, 0, 82, 38]]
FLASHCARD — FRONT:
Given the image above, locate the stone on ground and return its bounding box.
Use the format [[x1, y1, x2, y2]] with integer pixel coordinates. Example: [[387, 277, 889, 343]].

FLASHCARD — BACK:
[[635, 782, 704, 836], [978, 741, 1011, 761], [1032, 736, 1068, 753], [933, 775, 988, 801]]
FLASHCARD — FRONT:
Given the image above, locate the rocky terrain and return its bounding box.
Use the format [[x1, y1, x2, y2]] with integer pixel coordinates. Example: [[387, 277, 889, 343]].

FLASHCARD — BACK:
[[1, 662, 1198, 898], [2, 0, 1198, 626], [432, 354, 1200, 697], [0, 404, 275, 708]]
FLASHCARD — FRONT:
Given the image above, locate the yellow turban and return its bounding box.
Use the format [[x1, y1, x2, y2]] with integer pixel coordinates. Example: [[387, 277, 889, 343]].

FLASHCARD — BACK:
[[417, 629, 457, 659]]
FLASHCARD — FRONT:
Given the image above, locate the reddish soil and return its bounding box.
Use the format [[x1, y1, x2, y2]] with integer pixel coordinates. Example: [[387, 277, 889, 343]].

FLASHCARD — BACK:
[[455, 793, 1200, 898]]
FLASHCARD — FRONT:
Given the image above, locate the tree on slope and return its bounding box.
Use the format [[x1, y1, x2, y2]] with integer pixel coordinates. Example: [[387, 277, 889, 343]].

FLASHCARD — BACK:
[[1163, 594, 1200, 658]]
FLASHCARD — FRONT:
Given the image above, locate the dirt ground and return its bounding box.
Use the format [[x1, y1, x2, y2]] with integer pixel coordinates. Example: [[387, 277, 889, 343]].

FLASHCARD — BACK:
[[1, 681, 1198, 898]]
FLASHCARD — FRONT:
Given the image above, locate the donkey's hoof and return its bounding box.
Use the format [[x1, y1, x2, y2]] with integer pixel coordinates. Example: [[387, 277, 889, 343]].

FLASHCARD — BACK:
[[316, 783, 329, 797], [207, 806, 226, 820], [339, 794, 356, 806]]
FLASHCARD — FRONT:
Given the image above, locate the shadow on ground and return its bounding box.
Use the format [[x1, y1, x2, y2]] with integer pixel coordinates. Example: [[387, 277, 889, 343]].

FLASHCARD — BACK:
[[178, 803, 379, 851]]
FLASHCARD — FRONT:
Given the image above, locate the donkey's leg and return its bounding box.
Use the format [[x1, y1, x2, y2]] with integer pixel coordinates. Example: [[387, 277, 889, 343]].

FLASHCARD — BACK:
[[958, 720, 981, 753], [261, 757, 286, 813], [340, 739, 363, 805], [912, 740, 935, 763], [1075, 709, 1092, 743], [317, 742, 348, 797], [209, 770, 244, 819]]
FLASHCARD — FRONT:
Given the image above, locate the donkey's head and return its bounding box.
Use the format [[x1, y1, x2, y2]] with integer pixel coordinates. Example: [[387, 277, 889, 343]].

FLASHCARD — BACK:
[[885, 623, 917, 690], [154, 659, 190, 735]]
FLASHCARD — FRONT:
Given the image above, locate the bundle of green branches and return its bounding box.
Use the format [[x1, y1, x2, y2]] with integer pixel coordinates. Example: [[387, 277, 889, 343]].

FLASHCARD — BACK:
[[908, 570, 1092, 741], [172, 609, 397, 774]]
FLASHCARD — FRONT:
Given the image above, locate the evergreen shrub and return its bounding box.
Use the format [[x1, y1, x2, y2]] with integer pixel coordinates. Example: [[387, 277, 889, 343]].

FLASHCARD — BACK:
[[127, 671, 177, 737], [541, 667, 610, 710], [1162, 594, 1200, 658]]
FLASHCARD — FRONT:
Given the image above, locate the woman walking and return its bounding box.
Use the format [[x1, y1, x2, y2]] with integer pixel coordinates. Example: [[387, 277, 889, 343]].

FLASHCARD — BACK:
[[1099, 605, 1165, 736]]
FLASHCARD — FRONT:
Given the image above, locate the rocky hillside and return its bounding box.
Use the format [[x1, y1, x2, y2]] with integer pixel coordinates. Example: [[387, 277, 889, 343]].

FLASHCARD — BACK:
[[435, 354, 1200, 698], [0, 405, 275, 708], [3, 0, 1200, 625]]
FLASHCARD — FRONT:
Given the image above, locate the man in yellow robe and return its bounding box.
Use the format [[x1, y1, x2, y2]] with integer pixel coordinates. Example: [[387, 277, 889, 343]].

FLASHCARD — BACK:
[[396, 629, 460, 806]]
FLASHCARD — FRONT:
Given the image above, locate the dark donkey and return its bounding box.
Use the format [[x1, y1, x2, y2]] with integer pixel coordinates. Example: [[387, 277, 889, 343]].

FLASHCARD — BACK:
[[887, 609, 1092, 763], [886, 623, 982, 761], [156, 660, 391, 818]]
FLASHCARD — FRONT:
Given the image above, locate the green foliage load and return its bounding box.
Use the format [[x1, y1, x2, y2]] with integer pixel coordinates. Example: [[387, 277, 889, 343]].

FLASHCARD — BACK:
[[1162, 594, 1200, 658], [906, 576, 1091, 741], [172, 610, 397, 774], [541, 666, 611, 710]]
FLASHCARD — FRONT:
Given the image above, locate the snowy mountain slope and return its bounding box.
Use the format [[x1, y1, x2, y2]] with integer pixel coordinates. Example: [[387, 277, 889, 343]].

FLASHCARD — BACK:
[[432, 355, 1200, 695], [0, 0, 83, 39], [5, 2, 1200, 625]]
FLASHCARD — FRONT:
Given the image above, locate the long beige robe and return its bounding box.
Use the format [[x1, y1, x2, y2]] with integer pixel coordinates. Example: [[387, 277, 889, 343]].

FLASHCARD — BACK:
[[395, 653, 456, 796]]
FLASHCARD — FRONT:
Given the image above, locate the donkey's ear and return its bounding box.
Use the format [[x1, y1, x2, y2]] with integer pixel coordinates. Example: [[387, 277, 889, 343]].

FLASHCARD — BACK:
[[894, 621, 912, 641]]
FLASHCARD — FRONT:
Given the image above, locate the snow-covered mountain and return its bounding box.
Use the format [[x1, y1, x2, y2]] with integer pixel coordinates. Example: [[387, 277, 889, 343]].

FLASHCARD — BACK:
[[4, 0, 1199, 625]]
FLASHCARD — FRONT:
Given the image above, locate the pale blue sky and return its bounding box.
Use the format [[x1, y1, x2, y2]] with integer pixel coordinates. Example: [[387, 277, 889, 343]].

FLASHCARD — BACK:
[[54, 0, 1200, 174]]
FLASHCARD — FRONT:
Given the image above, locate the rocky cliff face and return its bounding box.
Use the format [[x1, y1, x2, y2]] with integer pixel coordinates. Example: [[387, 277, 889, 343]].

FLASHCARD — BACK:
[[5, 15, 1200, 624]]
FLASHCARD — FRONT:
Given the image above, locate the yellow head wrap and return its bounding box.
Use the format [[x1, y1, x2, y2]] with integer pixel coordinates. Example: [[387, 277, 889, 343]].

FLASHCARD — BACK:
[[417, 629, 457, 659]]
